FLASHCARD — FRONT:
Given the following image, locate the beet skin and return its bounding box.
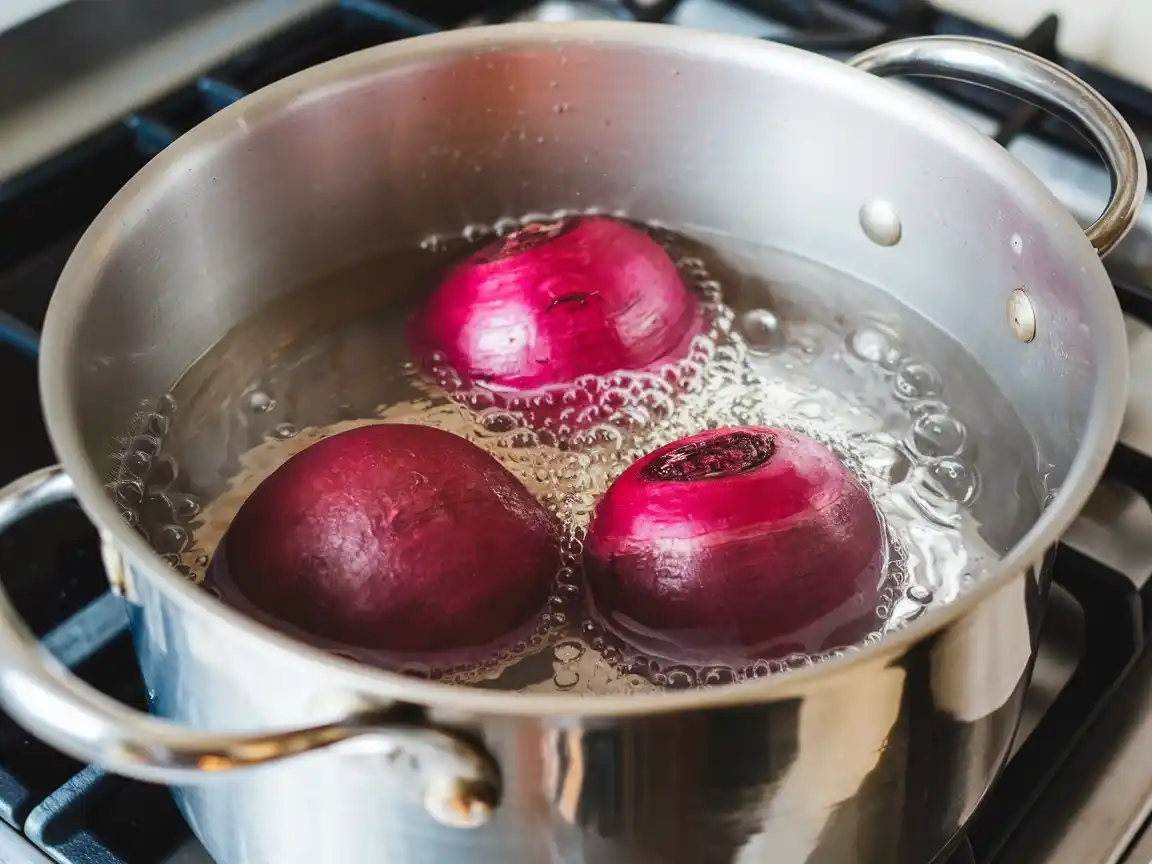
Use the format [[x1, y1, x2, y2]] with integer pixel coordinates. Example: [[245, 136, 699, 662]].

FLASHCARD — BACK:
[[412, 216, 704, 395], [584, 427, 884, 664], [210, 424, 558, 658]]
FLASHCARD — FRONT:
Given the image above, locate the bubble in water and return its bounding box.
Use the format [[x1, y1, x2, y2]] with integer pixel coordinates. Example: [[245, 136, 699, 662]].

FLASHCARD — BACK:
[[125, 449, 152, 474], [554, 640, 585, 663], [910, 413, 967, 458], [665, 668, 697, 689], [702, 667, 735, 687], [420, 234, 446, 252], [116, 479, 144, 507], [601, 388, 631, 410], [493, 216, 521, 236], [888, 600, 922, 625], [508, 430, 539, 449], [908, 399, 949, 420], [480, 411, 519, 434], [174, 494, 201, 521], [464, 390, 496, 410], [154, 524, 190, 556], [157, 393, 178, 416], [847, 430, 909, 480], [146, 413, 168, 437], [552, 585, 580, 603], [888, 582, 935, 627], [848, 325, 901, 366], [141, 492, 178, 527], [784, 654, 813, 670], [129, 436, 161, 458], [553, 669, 580, 690], [246, 391, 275, 413], [904, 465, 964, 529], [698, 280, 723, 304], [907, 584, 933, 603], [529, 392, 556, 409], [462, 223, 490, 242], [272, 423, 299, 439], [928, 457, 980, 505], [893, 361, 941, 401], [145, 456, 178, 494]]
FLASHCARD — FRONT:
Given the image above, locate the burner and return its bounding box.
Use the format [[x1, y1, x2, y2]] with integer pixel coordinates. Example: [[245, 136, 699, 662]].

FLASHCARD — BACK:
[[948, 839, 976, 864]]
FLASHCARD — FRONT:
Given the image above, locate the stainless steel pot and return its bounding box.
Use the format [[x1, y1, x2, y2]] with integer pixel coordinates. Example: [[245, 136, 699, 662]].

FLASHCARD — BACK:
[[0, 23, 1141, 864]]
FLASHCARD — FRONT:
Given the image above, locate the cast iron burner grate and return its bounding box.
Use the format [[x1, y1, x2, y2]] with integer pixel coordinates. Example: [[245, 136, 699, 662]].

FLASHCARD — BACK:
[[0, 2, 1149, 862]]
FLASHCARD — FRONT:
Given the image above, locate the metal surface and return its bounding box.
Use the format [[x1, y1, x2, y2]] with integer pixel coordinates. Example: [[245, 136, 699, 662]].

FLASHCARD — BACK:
[[0, 0, 70, 36], [997, 644, 1152, 864], [0, 0, 343, 183], [1127, 825, 1152, 864], [858, 199, 904, 247], [0, 466, 500, 827], [1007, 288, 1037, 343], [847, 36, 1147, 257], [0, 22, 1139, 864], [0, 821, 54, 864]]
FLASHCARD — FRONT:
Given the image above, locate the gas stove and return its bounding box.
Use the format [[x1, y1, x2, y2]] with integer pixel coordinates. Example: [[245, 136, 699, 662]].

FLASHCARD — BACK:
[[2, 1, 1152, 863]]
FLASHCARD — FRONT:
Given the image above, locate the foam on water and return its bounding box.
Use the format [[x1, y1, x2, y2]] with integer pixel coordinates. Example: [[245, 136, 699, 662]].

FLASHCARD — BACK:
[[111, 213, 1023, 695]]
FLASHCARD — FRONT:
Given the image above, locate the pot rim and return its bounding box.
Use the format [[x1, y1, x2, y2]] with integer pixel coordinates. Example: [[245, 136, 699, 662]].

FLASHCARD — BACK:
[[40, 21, 1129, 718]]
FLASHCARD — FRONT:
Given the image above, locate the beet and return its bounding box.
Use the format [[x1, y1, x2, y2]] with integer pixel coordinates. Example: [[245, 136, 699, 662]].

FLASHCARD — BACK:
[[584, 427, 884, 664], [411, 216, 703, 413], [208, 424, 558, 658]]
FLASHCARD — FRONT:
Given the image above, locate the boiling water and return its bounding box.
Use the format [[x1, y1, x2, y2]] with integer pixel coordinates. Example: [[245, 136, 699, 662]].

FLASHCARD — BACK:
[[112, 215, 1044, 695]]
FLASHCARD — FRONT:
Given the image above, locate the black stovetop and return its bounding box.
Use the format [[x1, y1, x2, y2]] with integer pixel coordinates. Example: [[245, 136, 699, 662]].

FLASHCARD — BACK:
[[1, 2, 1151, 862]]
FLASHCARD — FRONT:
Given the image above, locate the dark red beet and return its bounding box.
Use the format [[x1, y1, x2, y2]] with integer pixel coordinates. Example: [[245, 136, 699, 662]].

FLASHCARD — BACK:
[[411, 216, 703, 427], [584, 427, 884, 664], [208, 424, 558, 658]]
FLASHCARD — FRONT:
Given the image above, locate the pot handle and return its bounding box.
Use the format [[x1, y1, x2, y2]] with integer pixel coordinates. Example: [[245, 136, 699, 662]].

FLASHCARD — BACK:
[[848, 36, 1147, 257], [0, 465, 500, 828]]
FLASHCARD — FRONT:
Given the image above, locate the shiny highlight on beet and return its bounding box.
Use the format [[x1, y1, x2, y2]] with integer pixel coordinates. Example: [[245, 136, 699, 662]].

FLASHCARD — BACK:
[[584, 426, 885, 665]]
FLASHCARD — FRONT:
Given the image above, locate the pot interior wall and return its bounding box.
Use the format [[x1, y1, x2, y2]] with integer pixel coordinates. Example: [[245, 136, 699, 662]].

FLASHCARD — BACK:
[[54, 27, 1110, 555]]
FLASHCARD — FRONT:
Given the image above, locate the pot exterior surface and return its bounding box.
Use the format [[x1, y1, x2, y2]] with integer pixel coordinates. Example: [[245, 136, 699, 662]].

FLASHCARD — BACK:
[[19, 21, 1134, 864], [126, 552, 1047, 864]]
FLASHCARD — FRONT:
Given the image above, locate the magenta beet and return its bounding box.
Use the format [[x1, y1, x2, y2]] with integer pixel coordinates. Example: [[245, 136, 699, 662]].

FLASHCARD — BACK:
[[208, 424, 558, 658], [584, 427, 884, 664], [412, 216, 703, 399]]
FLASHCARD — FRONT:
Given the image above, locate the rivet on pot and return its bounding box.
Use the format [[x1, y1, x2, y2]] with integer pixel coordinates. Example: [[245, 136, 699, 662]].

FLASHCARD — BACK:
[[1007, 288, 1037, 343], [99, 531, 137, 603], [859, 200, 902, 247], [425, 776, 497, 829]]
